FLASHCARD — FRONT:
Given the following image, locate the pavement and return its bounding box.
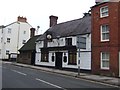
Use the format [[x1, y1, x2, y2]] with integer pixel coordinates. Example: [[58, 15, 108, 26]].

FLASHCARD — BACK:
[[2, 61, 120, 87]]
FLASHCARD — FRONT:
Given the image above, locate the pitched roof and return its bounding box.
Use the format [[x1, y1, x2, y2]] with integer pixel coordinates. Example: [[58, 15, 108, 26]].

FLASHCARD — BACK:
[[19, 35, 41, 51], [37, 14, 91, 41]]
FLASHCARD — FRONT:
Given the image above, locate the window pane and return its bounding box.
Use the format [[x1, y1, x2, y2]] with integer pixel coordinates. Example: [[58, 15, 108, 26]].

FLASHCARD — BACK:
[[101, 52, 110, 69], [7, 38, 10, 43], [100, 6, 109, 17], [102, 61, 109, 67], [41, 52, 48, 62], [102, 53, 106, 59], [8, 28, 11, 33], [101, 25, 109, 41], [68, 52, 76, 65]]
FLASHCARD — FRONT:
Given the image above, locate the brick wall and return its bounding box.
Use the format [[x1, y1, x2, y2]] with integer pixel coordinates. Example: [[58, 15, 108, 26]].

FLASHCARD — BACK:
[[91, 2, 120, 77]]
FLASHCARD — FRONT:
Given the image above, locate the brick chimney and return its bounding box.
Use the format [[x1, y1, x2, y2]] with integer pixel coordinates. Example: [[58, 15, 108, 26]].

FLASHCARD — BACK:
[[30, 28, 35, 38], [17, 16, 27, 22], [49, 15, 58, 27]]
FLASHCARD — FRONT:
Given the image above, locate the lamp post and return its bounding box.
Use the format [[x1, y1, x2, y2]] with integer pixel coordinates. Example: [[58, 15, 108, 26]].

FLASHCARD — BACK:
[[77, 35, 86, 75]]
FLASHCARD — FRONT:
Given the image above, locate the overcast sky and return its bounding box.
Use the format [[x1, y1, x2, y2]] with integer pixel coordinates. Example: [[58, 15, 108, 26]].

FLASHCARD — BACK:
[[0, 0, 95, 34]]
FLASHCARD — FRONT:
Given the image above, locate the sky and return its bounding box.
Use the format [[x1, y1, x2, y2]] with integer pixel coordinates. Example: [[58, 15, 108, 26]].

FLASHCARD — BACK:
[[0, 0, 95, 34]]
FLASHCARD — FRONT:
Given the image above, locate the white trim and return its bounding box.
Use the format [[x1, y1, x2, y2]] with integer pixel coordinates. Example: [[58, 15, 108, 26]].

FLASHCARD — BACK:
[[100, 6, 109, 18], [100, 52, 110, 70], [100, 25, 109, 42]]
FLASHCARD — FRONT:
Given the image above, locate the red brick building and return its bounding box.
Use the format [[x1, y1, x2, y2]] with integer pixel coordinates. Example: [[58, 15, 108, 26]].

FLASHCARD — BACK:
[[91, 2, 120, 77]]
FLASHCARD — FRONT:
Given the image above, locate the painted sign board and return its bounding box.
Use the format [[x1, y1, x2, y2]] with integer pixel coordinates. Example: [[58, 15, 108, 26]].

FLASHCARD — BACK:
[[76, 35, 86, 49]]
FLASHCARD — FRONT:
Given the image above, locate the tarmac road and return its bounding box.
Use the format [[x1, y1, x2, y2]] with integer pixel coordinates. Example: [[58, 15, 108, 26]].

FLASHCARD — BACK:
[[2, 62, 118, 89]]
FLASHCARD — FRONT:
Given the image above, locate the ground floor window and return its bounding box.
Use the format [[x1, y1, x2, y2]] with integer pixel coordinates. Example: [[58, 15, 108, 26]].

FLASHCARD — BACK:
[[41, 52, 48, 62], [101, 52, 110, 69], [68, 51, 77, 65]]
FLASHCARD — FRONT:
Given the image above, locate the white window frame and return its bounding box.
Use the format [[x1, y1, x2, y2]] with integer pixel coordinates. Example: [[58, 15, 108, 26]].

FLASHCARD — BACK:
[[100, 6, 109, 18], [6, 50, 10, 55], [8, 28, 11, 34], [101, 25, 109, 42], [7, 38, 11, 43], [101, 52, 110, 70]]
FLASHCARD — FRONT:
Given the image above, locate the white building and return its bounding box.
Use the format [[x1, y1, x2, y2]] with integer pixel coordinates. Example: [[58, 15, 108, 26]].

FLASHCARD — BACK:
[[0, 16, 32, 60], [35, 14, 91, 71]]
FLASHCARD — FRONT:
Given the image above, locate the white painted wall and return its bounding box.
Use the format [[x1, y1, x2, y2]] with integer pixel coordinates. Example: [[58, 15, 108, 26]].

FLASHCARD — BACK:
[[0, 22, 32, 59], [48, 38, 65, 47], [35, 34, 91, 70], [0, 27, 3, 59]]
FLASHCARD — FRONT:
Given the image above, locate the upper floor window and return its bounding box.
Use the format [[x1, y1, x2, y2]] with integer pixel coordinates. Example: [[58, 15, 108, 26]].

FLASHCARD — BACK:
[[23, 31, 26, 34], [101, 52, 109, 69], [8, 28, 12, 34], [100, 6, 109, 18], [7, 38, 11, 43], [101, 25, 109, 42], [66, 38, 72, 46], [6, 50, 10, 55]]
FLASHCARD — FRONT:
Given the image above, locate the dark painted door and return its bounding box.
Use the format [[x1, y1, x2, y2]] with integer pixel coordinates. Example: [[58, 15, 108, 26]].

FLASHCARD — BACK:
[[31, 51, 35, 65], [55, 52, 63, 69]]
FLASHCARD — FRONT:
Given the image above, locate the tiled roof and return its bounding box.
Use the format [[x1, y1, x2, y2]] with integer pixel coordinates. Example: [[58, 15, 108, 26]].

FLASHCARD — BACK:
[[19, 35, 41, 51], [37, 14, 91, 41]]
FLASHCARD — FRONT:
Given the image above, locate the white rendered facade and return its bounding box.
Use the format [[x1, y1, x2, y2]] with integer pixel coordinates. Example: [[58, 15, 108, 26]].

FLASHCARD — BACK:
[[35, 34, 91, 70], [0, 20, 32, 60]]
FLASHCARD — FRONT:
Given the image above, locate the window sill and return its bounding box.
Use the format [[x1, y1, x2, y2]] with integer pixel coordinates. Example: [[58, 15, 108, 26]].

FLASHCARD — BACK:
[[101, 40, 109, 42], [101, 67, 109, 70], [100, 15, 109, 18]]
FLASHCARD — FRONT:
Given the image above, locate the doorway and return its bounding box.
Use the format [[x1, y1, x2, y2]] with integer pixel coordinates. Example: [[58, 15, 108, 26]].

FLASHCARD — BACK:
[[31, 51, 35, 65], [55, 52, 63, 69]]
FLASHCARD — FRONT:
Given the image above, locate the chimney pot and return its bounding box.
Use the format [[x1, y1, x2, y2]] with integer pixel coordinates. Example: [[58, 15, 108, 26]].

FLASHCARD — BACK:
[[49, 15, 58, 27], [30, 28, 35, 38]]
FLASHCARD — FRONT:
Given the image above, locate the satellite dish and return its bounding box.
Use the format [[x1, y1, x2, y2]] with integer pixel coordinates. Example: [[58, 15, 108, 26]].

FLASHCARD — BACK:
[[36, 26, 40, 34]]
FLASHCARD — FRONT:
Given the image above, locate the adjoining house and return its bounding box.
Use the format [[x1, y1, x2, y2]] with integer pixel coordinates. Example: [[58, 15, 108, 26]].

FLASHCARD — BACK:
[[35, 13, 91, 72], [17, 28, 41, 65], [0, 16, 32, 61], [91, 1, 120, 77]]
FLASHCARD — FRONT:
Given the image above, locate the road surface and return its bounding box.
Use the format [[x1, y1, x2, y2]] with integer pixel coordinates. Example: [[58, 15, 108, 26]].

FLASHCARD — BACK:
[[1, 62, 118, 89]]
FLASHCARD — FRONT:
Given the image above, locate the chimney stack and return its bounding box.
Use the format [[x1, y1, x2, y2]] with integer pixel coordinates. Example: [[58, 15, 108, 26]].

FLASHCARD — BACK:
[[17, 16, 27, 22], [30, 28, 35, 38], [49, 15, 58, 27]]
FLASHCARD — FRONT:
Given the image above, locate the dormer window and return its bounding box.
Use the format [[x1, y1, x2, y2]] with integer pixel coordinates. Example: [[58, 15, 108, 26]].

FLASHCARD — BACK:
[[66, 38, 72, 46], [100, 6, 109, 18]]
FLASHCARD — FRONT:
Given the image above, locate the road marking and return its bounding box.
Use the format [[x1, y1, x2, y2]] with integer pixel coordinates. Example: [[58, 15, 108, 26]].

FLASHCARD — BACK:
[[11, 69, 27, 76], [36, 78, 66, 89]]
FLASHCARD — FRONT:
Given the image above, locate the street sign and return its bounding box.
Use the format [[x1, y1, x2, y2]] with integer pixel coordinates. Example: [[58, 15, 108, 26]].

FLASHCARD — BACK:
[[77, 35, 86, 49], [76, 35, 86, 75]]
